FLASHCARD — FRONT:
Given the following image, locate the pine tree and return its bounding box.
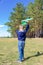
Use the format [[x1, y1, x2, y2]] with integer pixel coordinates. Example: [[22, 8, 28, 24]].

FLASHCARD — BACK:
[[27, 0, 43, 37], [5, 3, 26, 37]]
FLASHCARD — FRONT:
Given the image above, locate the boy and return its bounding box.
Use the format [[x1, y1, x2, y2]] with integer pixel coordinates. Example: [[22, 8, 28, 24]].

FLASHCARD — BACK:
[[16, 24, 29, 63]]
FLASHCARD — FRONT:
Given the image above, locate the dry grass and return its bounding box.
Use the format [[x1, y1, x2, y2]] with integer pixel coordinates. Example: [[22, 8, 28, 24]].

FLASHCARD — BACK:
[[0, 38, 43, 65]]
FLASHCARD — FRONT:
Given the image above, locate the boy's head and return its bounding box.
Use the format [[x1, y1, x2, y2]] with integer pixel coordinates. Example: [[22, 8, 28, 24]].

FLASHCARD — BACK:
[[19, 25, 24, 30]]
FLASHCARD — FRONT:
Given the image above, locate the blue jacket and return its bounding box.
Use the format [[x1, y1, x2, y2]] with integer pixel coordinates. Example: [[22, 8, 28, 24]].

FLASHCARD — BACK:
[[16, 24, 29, 41]]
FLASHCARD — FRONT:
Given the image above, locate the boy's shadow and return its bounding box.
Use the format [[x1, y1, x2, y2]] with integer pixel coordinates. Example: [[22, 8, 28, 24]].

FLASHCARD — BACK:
[[24, 52, 43, 61]]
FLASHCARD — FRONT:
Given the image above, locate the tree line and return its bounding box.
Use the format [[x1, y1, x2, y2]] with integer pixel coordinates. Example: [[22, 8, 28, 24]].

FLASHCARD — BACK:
[[5, 0, 43, 38]]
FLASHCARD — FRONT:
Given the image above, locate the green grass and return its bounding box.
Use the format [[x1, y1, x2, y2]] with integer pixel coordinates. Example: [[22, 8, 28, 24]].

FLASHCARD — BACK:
[[0, 38, 43, 65]]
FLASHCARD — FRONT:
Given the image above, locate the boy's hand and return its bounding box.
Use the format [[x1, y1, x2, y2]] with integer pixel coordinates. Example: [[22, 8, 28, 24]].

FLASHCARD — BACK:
[[27, 21, 29, 24]]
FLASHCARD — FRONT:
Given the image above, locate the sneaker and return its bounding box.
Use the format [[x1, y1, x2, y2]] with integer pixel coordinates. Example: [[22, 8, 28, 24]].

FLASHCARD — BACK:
[[17, 60, 22, 63], [22, 59, 24, 61]]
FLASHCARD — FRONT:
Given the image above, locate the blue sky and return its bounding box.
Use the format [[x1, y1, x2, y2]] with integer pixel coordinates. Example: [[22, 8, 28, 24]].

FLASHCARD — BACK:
[[0, 0, 34, 37]]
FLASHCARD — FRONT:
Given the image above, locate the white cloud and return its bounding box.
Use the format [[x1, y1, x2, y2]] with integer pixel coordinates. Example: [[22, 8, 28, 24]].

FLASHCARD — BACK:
[[0, 31, 11, 37], [0, 25, 4, 28], [0, 25, 11, 37]]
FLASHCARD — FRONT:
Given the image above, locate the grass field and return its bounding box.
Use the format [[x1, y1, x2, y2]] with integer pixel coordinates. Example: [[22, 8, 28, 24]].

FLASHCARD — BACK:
[[0, 38, 43, 65]]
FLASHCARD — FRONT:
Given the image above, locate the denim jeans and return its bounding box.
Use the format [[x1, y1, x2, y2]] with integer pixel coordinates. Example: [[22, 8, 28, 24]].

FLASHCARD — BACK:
[[18, 40, 25, 61]]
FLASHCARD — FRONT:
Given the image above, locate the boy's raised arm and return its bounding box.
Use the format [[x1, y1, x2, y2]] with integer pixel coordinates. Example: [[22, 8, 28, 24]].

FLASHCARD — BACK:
[[25, 24, 29, 33]]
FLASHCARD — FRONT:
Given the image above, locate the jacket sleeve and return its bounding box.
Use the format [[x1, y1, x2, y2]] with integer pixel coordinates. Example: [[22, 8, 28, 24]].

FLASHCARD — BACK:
[[16, 30, 18, 35], [25, 24, 29, 33]]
